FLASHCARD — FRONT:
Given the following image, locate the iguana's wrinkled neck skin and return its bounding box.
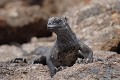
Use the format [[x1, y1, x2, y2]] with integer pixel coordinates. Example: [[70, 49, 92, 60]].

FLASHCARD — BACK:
[[55, 25, 79, 52]]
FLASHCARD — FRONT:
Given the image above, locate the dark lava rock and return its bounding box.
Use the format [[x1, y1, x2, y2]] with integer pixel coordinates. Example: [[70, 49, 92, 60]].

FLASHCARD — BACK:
[[0, 2, 51, 44]]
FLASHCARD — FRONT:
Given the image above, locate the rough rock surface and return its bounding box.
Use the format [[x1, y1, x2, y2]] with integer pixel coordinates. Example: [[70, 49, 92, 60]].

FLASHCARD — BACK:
[[0, 63, 51, 80], [53, 61, 120, 80], [0, 45, 23, 62], [0, 51, 119, 80], [64, 0, 120, 53]]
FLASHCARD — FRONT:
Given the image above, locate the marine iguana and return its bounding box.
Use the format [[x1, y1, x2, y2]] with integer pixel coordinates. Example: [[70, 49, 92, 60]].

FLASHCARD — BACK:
[[11, 17, 93, 77], [46, 17, 93, 76]]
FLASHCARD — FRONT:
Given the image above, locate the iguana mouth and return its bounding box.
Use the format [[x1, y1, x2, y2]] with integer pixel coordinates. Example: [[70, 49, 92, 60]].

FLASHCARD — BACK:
[[47, 25, 58, 30], [47, 23, 62, 31]]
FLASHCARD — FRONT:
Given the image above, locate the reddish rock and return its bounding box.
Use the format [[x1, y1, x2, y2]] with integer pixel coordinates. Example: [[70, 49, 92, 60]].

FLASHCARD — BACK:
[[64, 0, 120, 53]]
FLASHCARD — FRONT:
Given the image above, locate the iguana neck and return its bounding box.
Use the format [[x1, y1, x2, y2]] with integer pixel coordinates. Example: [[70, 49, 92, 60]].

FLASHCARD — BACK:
[[55, 26, 78, 50]]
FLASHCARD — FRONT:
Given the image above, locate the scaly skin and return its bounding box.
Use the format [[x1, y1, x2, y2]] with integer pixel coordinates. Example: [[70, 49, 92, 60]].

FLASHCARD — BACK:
[[46, 17, 93, 76], [11, 17, 93, 77]]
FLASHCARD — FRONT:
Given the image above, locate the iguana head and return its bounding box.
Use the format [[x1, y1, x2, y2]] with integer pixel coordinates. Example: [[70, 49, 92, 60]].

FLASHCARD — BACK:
[[47, 17, 68, 32]]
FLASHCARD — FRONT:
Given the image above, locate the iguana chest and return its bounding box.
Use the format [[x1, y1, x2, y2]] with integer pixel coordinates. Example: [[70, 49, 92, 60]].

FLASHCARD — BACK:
[[51, 48, 79, 67]]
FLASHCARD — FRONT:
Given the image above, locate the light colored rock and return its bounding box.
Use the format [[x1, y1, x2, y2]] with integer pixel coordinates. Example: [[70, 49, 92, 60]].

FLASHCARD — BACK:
[[64, 0, 120, 52], [0, 45, 23, 62]]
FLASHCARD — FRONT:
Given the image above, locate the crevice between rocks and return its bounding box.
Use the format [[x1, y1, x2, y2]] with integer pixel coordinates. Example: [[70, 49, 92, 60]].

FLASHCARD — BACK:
[[0, 19, 52, 45], [109, 42, 120, 54]]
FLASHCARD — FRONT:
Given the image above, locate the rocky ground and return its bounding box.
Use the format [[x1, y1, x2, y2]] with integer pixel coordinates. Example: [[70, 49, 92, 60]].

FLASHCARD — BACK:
[[0, 0, 120, 80]]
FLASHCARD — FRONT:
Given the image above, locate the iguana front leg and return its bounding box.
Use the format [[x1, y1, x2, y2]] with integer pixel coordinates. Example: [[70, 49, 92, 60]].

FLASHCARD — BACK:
[[78, 41, 93, 63], [46, 56, 58, 77]]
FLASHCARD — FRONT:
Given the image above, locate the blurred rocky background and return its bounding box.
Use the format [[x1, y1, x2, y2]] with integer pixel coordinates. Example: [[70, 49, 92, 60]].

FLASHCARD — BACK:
[[0, 0, 120, 80]]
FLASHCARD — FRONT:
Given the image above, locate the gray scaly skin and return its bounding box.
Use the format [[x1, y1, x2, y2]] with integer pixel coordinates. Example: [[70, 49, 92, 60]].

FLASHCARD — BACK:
[[11, 17, 93, 77], [46, 17, 93, 76]]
